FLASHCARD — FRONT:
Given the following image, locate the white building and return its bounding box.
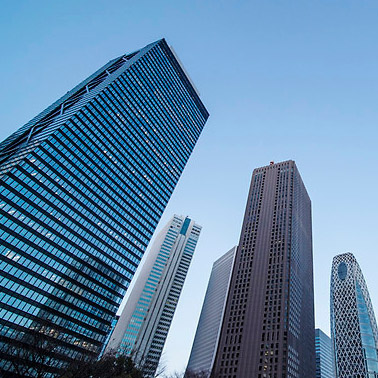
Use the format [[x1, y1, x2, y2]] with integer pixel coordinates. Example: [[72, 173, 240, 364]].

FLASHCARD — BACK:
[[105, 215, 201, 376]]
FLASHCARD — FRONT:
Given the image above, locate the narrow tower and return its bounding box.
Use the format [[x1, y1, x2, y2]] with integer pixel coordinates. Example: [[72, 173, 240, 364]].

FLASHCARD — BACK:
[[186, 246, 237, 377], [106, 215, 201, 377], [0, 39, 208, 376], [212, 160, 315, 378], [330, 253, 378, 377]]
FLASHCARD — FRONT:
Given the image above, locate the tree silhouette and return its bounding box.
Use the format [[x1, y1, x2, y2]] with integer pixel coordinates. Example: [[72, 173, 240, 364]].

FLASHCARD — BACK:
[[60, 353, 144, 378]]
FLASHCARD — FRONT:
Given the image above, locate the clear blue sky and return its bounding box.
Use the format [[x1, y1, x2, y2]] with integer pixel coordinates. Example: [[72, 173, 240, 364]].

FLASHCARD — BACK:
[[1, 0, 378, 374]]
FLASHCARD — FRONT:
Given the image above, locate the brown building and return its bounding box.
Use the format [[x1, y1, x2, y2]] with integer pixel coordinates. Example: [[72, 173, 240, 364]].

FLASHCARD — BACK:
[[212, 160, 315, 378]]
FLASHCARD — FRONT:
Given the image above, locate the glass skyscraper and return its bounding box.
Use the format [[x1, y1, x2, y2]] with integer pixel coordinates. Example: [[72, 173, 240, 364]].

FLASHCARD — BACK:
[[106, 215, 201, 377], [331, 252, 378, 378], [0, 39, 208, 376], [186, 246, 236, 377], [315, 328, 335, 378], [212, 160, 315, 378]]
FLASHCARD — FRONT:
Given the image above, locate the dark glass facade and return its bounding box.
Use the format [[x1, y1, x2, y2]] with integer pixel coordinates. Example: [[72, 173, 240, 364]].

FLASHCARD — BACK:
[[0, 39, 208, 376], [212, 160, 315, 378]]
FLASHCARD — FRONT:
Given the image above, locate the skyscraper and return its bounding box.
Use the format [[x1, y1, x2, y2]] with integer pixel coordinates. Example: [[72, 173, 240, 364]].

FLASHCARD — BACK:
[[212, 160, 315, 378], [315, 328, 335, 378], [0, 39, 208, 376], [186, 246, 236, 377], [330, 252, 378, 378], [106, 215, 201, 377]]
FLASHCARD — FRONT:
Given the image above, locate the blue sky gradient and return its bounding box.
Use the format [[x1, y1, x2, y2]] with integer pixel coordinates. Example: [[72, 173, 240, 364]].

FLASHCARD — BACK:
[[1, 1, 378, 374]]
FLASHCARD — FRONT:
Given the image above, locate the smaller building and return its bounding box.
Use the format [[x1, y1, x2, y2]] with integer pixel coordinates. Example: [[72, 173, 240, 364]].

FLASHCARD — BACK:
[[315, 328, 335, 378], [186, 246, 237, 377], [331, 252, 378, 378], [105, 215, 201, 376]]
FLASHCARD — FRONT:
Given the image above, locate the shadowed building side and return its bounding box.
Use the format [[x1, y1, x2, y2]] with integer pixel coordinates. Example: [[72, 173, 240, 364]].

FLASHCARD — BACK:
[[186, 246, 237, 377]]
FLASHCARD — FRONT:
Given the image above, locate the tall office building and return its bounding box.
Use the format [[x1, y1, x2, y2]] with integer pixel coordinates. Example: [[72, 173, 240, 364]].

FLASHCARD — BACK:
[[315, 328, 335, 378], [330, 253, 378, 378], [186, 246, 236, 377], [0, 39, 208, 376], [212, 160, 315, 378], [106, 215, 201, 376]]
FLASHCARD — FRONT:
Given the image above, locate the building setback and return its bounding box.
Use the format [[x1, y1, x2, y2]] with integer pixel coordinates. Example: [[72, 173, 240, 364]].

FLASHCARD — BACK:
[[315, 328, 335, 378], [330, 252, 378, 377], [186, 246, 237, 377], [0, 39, 208, 376], [106, 215, 201, 376], [212, 160, 315, 378]]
